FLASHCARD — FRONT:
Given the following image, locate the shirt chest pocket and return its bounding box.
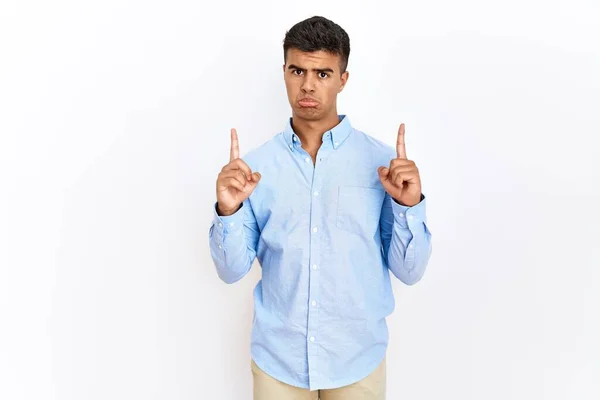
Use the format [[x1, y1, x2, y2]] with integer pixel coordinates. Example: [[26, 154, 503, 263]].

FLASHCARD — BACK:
[[336, 185, 386, 236]]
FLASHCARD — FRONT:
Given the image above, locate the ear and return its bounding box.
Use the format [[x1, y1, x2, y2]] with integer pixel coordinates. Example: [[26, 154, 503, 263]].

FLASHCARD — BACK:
[[339, 70, 349, 92]]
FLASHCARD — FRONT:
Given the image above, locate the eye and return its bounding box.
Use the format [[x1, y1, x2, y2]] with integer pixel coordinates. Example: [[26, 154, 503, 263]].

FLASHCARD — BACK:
[[319, 72, 329, 78], [293, 69, 303, 76]]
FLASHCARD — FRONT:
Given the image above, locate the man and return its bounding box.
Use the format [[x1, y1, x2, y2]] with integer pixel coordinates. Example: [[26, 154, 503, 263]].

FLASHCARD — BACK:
[[209, 16, 432, 400]]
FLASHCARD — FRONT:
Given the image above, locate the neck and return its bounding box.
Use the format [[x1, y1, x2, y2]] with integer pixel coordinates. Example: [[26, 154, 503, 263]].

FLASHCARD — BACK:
[[291, 111, 341, 151]]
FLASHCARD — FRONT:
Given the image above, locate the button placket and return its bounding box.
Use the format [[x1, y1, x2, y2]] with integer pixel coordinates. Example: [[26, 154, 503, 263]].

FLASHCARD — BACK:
[[306, 150, 325, 382]]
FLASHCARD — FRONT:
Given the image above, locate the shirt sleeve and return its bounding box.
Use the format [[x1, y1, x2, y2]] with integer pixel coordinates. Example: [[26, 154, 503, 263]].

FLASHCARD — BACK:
[[380, 193, 432, 285], [208, 199, 260, 284]]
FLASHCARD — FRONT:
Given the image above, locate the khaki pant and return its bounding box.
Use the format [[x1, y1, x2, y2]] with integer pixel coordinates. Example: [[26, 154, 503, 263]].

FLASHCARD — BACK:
[[251, 355, 386, 400]]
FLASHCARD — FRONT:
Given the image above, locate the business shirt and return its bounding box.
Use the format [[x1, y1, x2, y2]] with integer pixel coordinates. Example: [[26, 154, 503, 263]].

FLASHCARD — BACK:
[[208, 114, 432, 390]]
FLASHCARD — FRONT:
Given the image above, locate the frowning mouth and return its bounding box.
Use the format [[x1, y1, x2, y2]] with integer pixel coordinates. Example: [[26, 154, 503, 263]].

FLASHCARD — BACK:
[[298, 98, 319, 107]]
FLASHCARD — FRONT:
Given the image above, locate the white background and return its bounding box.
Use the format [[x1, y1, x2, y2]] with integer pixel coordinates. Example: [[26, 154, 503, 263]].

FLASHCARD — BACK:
[[1, 1, 599, 399]]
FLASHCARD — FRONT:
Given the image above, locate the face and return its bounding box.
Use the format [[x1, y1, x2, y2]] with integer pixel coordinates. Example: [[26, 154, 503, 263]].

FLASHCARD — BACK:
[[283, 48, 349, 122]]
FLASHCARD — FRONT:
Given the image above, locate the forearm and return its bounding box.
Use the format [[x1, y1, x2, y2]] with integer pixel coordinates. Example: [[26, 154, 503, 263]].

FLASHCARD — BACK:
[[209, 201, 258, 284], [383, 195, 432, 285]]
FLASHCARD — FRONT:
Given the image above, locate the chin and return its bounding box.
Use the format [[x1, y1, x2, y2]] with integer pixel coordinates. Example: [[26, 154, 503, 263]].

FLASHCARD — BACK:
[[295, 107, 322, 119]]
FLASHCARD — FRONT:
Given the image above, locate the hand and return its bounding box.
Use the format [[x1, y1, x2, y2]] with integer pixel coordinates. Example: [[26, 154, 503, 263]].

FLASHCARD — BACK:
[[377, 123, 422, 207], [216, 128, 261, 216]]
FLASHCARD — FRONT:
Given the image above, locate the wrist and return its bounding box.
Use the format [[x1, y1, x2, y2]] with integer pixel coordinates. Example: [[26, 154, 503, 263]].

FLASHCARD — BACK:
[[393, 193, 423, 207], [217, 203, 241, 216]]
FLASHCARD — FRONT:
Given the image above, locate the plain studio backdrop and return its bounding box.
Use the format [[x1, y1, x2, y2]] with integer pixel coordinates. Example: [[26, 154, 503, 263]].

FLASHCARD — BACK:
[[1, 0, 599, 399]]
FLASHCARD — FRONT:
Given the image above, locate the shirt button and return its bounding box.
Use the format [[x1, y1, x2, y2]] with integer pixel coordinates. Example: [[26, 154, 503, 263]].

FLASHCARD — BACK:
[[312, 227, 318, 233], [311, 300, 317, 306], [305, 157, 310, 163], [409, 244, 414, 248], [408, 215, 414, 220], [312, 264, 318, 270], [313, 191, 319, 196], [218, 245, 222, 249], [289, 144, 293, 150], [309, 336, 315, 342], [229, 222, 234, 227], [218, 222, 223, 227], [334, 142, 339, 146], [398, 213, 404, 218], [292, 136, 297, 141]]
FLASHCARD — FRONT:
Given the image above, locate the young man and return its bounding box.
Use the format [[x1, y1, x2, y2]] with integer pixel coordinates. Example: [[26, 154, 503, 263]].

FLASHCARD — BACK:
[[209, 16, 432, 400]]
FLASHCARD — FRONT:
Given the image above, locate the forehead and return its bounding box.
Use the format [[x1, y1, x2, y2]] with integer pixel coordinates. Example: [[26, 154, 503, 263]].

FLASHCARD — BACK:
[[285, 48, 340, 69]]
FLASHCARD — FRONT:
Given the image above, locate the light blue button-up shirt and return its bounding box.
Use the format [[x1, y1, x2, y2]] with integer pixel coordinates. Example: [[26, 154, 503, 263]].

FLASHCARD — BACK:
[[208, 114, 432, 390]]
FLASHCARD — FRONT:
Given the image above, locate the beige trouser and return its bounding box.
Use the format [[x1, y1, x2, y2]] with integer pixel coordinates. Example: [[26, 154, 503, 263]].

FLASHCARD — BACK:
[[251, 355, 386, 400]]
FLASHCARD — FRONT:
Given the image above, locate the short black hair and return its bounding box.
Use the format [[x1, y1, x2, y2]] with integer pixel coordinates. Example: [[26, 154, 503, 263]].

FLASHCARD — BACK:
[[283, 16, 351, 73]]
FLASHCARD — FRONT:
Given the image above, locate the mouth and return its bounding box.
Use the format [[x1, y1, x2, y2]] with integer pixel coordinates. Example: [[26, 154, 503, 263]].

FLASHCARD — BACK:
[[298, 98, 319, 107]]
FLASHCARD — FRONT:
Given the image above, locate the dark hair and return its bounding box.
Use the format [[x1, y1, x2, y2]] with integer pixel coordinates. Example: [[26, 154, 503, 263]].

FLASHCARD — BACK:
[[283, 16, 350, 73]]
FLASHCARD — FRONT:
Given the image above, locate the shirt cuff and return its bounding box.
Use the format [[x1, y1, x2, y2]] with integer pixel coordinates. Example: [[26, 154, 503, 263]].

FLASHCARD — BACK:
[[212, 202, 245, 235], [391, 194, 427, 228]]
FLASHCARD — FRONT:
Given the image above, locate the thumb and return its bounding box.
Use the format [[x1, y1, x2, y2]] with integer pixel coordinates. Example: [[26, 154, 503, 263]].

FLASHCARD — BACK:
[[378, 167, 395, 194], [378, 166, 389, 181], [247, 172, 261, 188]]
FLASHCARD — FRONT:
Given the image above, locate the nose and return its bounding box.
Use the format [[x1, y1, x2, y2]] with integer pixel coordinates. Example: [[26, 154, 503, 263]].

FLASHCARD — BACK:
[[301, 74, 316, 93]]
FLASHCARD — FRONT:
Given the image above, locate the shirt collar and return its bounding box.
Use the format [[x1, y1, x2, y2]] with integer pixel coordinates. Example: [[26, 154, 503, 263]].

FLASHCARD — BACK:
[[283, 114, 353, 152]]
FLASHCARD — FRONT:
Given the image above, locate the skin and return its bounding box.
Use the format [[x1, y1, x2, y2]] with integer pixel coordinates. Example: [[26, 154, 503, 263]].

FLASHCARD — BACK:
[[216, 49, 422, 216], [282, 48, 349, 162], [378, 123, 422, 207]]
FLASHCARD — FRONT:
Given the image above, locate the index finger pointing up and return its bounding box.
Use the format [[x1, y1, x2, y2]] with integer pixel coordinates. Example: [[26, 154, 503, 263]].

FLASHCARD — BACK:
[[230, 128, 239, 161], [396, 123, 407, 159]]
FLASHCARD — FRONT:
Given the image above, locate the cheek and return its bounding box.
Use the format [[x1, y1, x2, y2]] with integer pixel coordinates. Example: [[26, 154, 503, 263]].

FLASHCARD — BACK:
[[325, 86, 338, 102], [285, 81, 297, 97]]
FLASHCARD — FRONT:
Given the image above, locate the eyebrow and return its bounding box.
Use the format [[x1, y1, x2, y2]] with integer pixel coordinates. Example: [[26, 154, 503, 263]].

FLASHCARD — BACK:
[[287, 64, 335, 73]]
